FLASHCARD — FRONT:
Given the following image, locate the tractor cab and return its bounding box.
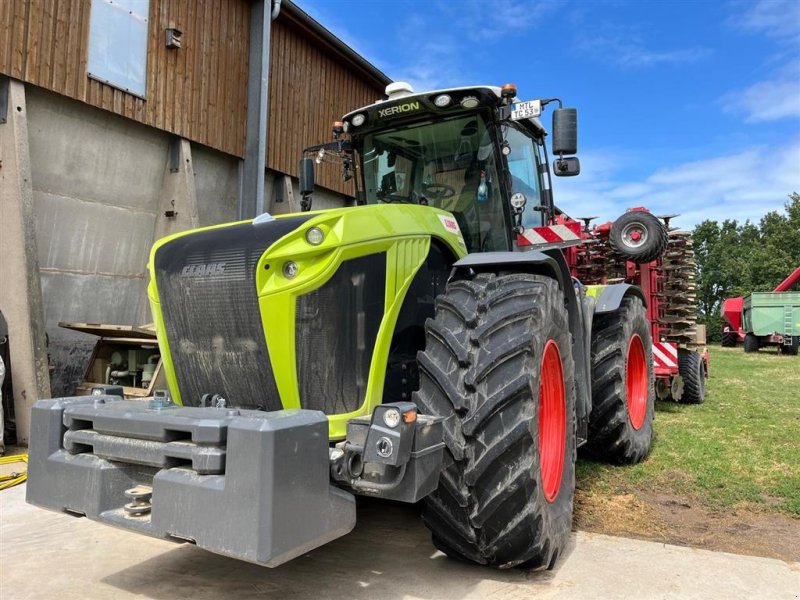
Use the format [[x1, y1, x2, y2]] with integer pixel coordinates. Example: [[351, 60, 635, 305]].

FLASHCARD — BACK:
[[301, 82, 580, 253]]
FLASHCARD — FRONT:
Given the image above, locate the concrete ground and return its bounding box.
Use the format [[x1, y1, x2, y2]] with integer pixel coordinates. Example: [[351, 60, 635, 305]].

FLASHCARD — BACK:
[[2, 483, 798, 600]]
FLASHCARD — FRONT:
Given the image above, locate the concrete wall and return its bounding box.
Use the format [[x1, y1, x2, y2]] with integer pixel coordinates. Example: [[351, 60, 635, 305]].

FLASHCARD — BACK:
[[193, 144, 240, 227], [25, 87, 241, 396], [21, 86, 351, 397]]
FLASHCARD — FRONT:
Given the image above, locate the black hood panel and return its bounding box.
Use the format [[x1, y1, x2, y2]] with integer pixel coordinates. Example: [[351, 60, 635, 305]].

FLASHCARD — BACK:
[[153, 216, 311, 409]]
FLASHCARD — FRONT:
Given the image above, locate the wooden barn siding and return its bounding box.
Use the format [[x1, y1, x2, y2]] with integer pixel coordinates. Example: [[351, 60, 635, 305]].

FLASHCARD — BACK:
[[0, 0, 250, 158], [1, 1, 385, 195], [267, 14, 384, 195]]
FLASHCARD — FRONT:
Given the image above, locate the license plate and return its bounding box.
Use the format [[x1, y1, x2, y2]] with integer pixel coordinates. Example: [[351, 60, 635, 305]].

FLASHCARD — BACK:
[[511, 100, 542, 121]]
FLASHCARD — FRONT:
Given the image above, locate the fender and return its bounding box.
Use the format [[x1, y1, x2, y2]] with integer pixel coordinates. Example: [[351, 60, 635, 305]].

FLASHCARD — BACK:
[[452, 250, 591, 445], [587, 283, 647, 314], [453, 250, 562, 282]]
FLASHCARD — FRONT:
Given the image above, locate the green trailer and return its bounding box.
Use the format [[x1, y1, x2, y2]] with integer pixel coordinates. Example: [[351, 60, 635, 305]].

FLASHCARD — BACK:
[[742, 291, 800, 355]]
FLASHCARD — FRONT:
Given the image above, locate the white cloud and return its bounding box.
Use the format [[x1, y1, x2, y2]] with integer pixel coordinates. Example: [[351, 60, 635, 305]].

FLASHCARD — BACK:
[[358, 0, 564, 91], [385, 17, 465, 91], [552, 139, 800, 228], [581, 38, 710, 69], [445, 0, 561, 42], [720, 41, 800, 124], [723, 76, 800, 123], [728, 0, 800, 40], [720, 0, 800, 124], [571, 19, 711, 69]]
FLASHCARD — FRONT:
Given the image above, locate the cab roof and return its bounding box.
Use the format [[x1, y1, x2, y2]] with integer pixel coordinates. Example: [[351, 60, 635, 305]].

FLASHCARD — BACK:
[[342, 83, 546, 135]]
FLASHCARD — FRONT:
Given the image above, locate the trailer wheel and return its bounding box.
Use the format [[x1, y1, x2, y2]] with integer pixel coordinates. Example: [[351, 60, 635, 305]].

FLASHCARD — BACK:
[[608, 211, 669, 264], [585, 296, 654, 464], [744, 334, 759, 353], [779, 337, 799, 356], [677, 350, 706, 404], [413, 273, 576, 569], [721, 331, 738, 347]]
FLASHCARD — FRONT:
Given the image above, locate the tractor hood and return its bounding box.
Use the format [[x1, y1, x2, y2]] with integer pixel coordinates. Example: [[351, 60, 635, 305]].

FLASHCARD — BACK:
[[147, 204, 465, 438]]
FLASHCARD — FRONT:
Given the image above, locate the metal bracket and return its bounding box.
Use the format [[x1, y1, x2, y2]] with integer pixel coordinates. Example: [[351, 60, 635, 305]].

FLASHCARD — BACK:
[[168, 136, 181, 173], [0, 75, 9, 124]]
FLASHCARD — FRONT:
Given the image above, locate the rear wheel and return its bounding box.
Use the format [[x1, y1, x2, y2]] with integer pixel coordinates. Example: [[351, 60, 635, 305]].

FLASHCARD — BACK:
[[413, 273, 576, 569], [585, 296, 655, 464], [744, 334, 759, 353], [779, 337, 799, 356], [721, 331, 737, 347], [678, 350, 706, 404]]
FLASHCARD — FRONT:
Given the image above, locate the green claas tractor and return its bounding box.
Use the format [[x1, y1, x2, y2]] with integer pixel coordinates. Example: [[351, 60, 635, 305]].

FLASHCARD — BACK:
[[27, 82, 658, 570]]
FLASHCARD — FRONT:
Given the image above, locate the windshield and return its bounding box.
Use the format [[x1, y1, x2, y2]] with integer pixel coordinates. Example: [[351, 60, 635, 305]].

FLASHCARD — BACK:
[[361, 114, 510, 252]]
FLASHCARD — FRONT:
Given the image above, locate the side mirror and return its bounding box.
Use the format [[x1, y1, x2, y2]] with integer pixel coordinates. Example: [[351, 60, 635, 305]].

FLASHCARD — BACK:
[[552, 108, 578, 156], [553, 157, 580, 177], [299, 158, 315, 194]]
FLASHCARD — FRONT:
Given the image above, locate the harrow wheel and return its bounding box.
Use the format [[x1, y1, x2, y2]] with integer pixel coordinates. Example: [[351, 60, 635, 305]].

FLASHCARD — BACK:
[[677, 350, 706, 404], [609, 211, 668, 264], [585, 296, 655, 464], [414, 273, 576, 569]]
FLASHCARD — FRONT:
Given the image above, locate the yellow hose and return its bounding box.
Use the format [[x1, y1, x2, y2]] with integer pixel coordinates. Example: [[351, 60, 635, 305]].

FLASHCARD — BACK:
[[0, 454, 28, 490]]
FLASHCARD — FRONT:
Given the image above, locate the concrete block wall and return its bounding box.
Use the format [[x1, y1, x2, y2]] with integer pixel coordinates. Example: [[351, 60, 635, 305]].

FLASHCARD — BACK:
[[27, 86, 163, 326], [24, 88, 244, 396], [22, 87, 351, 398]]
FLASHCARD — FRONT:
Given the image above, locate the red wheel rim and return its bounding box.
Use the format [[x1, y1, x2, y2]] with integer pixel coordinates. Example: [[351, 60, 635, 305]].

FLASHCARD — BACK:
[[626, 334, 647, 430], [539, 340, 566, 503]]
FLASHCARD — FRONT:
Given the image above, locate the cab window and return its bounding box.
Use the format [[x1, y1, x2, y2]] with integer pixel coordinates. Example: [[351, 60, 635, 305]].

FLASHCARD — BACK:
[[504, 126, 545, 229]]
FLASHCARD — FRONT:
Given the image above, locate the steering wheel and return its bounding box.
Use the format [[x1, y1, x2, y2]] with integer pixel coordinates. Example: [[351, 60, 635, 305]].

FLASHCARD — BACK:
[[422, 182, 456, 200], [377, 192, 413, 204]]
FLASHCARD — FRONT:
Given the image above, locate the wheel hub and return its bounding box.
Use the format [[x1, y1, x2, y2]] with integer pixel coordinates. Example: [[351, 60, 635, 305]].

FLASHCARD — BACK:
[[539, 340, 566, 503], [621, 222, 648, 248], [626, 334, 648, 430]]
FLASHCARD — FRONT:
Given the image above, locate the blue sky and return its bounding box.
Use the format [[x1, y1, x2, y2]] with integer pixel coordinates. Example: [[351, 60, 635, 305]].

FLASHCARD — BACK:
[[296, 0, 800, 228]]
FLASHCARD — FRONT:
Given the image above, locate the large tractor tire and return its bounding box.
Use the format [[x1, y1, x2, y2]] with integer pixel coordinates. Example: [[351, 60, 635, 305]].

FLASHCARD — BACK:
[[678, 350, 706, 404], [779, 337, 799, 356], [413, 273, 576, 569], [721, 331, 738, 347], [744, 333, 759, 353], [585, 296, 654, 464], [609, 211, 668, 264]]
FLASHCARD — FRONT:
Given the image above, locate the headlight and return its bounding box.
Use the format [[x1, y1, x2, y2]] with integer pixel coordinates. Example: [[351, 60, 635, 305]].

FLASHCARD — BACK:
[[434, 94, 452, 107], [383, 408, 401, 428], [351, 113, 366, 127], [460, 96, 479, 109], [305, 227, 324, 246]]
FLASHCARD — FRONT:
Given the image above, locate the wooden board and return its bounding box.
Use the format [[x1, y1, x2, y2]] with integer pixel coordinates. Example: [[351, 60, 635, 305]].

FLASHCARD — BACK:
[[58, 321, 157, 340]]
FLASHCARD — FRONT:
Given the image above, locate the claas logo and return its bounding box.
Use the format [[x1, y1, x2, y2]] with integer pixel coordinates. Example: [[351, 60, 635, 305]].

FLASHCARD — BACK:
[[181, 262, 226, 277]]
